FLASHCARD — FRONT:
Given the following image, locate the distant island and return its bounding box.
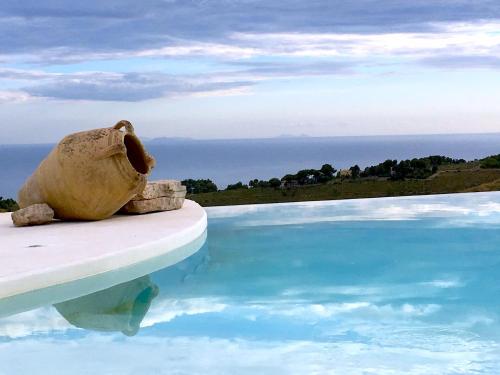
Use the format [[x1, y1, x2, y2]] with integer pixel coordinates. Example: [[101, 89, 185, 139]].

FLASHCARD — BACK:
[[2, 154, 500, 211]]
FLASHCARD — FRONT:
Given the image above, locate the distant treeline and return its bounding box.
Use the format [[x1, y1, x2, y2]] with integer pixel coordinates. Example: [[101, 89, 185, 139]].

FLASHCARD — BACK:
[[361, 155, 466, 180], [481, 154, 500, 169], [183, 154, 500, 194]]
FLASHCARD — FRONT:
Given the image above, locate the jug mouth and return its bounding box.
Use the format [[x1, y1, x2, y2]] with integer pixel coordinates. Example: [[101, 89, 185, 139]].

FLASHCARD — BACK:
[[124, 134, 150, 175]]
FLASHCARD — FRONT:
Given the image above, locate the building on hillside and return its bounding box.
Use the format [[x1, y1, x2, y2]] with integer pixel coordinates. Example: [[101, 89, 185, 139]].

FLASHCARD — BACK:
[[338, 169, 352, 179]]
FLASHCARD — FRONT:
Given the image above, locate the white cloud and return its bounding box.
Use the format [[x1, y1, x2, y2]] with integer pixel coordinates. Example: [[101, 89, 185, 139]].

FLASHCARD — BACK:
[[0, 90, 31, 103], [0, 69, 256, 102], [136, 42, 261, 59], [42, 21, 500, 62], [230, 21, 500, 59], [5, 20, 500, 65]]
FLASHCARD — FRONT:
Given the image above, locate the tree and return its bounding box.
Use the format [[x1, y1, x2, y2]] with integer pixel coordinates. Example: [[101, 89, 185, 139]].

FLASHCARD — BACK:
[[481, 155, 500, 169], [249, 179, 260, 188], [296, 169, 318, 184], [269, 178, 281, 189], [181, 179, 218, 194], [349, 165, 360, 179], [281, 174, 296, 183], [320, 164, 336, 177]]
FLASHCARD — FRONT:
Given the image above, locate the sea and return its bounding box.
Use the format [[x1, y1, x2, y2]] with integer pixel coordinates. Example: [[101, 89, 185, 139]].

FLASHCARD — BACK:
[[1, 133, 499, 199]]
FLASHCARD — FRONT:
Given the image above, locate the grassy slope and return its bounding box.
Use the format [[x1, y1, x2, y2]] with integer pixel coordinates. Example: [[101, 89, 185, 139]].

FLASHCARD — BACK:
[[189, 163, 500, 206]]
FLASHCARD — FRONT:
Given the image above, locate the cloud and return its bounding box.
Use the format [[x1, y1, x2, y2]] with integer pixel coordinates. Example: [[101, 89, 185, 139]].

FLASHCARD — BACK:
[[0, 68, 53, 80], [1, 1, 500, 107], [0, 90, 31, 103], [420, 55, 500, 69], [227, 60, 354, 77], [0, 61, 358, 102], [2, 1, 500, 61], [5, 20, 500, 65], [229, 21, 500, 59], [0, 70, 255, 102]]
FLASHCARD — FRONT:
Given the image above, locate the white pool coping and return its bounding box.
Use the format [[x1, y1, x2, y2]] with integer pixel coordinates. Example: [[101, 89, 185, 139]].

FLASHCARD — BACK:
[[0, 200, 207, 300]]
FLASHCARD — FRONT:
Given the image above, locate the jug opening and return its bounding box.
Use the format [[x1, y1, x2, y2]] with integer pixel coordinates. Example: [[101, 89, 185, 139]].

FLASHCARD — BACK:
[[124, 134, 149, 174]]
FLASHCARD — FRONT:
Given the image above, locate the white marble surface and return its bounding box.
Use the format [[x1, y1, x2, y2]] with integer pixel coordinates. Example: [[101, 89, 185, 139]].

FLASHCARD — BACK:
[[0, 200, 207, 300]]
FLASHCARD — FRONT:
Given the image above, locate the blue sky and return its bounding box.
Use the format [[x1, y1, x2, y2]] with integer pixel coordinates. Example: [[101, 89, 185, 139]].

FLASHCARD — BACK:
[[1, 0, 500, 143]]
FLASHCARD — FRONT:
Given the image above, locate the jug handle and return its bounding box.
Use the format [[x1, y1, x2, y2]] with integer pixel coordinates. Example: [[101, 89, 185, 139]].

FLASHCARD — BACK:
[[114, 120, 135, 134]]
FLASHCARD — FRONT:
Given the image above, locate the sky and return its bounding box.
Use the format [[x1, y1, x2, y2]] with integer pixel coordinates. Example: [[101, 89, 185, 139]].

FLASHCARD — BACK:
[[1, 0, 500, 143]]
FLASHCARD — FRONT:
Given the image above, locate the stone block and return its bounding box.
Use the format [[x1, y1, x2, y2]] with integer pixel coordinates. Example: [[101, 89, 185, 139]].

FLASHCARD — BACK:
[[132, 180, 186, 200], [120, 197, 185, 214]]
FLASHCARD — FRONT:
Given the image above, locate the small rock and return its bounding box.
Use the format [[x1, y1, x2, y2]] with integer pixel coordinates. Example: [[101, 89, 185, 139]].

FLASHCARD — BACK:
[[132, 180, 186, 200], [11, 203, 54, 227], [121, 196, 185, 214]]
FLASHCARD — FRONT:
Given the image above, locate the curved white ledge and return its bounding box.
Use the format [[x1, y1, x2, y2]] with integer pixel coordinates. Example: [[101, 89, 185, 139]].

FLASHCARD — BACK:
[[0, 200, 207, 301]]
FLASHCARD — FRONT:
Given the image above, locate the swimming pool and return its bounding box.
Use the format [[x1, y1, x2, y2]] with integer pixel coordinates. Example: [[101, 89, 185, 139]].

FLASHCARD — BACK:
[[2, 192, 500, 374]]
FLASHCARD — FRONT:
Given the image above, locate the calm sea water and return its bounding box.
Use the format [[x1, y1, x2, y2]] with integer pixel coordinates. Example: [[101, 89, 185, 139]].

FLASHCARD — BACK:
[[1, 133, 499, 198], [1, 192, 500, 374]]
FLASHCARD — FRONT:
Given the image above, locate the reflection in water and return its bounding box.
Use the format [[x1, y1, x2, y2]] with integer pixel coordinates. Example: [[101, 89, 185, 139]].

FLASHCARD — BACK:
[[5, 194, 500, 373], [0, 230, 207, 320], [54, 276, 159, 336]]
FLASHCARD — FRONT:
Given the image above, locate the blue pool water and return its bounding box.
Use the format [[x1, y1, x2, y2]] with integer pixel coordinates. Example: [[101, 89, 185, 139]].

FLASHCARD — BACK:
[[2, 192, 500, 374]]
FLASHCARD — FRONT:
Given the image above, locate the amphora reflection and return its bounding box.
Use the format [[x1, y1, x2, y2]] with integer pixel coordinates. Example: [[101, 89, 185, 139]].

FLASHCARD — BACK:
[[54, 275, 158, 336]]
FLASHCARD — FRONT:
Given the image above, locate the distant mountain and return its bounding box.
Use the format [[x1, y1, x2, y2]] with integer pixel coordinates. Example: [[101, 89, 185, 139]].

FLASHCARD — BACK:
[[275, 134, 311, 139], [145, 137, 195, 144]]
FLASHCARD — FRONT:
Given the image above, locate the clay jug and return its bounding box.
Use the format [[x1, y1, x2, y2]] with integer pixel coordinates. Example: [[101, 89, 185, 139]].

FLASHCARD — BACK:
[[18, 120, 155, 220]]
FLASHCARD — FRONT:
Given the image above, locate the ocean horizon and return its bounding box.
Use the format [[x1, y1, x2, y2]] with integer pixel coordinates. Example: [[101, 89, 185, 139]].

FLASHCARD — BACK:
[[1, 132, 500, 199]]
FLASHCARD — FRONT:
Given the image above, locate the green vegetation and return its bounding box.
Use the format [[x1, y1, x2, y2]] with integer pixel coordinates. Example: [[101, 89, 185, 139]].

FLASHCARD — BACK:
[[361, 156, 466, 180], [190, 167, 500, 206], [0, 197, 19, 212], [226, 181, 248, 190], [249, 178, 282, 189], [181, 178, 218, 194], [480, 154, 500, 169], [186, 154, 500, 207], [282, 164, 337, 186]]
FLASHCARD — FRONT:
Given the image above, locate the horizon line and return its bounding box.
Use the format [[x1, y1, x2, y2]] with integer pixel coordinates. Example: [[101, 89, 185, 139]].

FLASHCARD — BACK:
[[2, 130, 500, 146]]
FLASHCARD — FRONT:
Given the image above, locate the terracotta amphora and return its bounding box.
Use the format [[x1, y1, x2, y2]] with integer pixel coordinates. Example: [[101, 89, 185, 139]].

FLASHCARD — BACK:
[[18, 120, 155, 220]]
